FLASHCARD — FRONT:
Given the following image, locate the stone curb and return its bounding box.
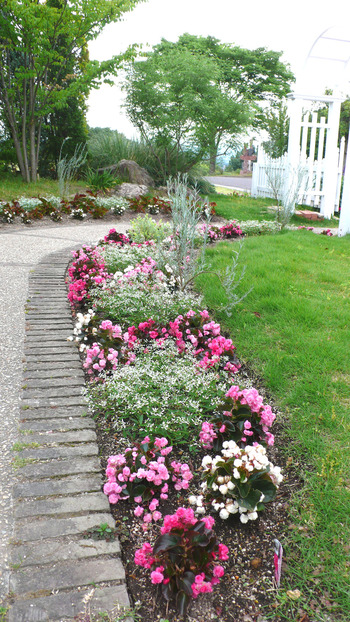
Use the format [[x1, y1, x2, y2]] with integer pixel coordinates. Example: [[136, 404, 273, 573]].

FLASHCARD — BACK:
[[9, 248, 130, 622]]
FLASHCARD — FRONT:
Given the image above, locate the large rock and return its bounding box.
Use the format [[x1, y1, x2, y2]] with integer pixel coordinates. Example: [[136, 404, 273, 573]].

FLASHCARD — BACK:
[[98, 160, 154, 187], [114, 183, 148, 198]]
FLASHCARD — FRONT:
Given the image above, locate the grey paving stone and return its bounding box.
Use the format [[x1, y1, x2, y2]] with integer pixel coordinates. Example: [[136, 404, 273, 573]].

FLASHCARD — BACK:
[[10, 557, 125, 594], [20, 418, 95, 432], [15, 513, 115, 543], [25, 332, 73, 341], [8, 584, 130, 622], [11, 536, 121, 567], [14, 491, 110, 519], [25, 429, 97, 445], [13, 474, 102, 499], [25, 353, 78, 362], [24, 377, 84, 389], [17, 442, 98, 461], [22, 396, 86, 408], [17, 456, 101, 479], [24, 345, 76, 355], [22, 386, 83, 399], [20, 406, 89, 420], [24, 361, 82, 372]]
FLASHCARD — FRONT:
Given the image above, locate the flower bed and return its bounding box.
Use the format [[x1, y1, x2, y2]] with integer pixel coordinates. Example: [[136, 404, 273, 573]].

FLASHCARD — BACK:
[[67, 221, 290, 620]]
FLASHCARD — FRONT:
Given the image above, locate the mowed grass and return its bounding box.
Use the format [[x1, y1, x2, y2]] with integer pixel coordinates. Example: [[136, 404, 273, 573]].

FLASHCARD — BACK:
[[0, 172, 86, 202], [195, 230, 350, 619], [209, 192, 340, 228]]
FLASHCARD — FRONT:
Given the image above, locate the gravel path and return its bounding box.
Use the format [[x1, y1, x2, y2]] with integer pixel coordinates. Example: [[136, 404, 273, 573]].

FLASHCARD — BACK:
[[0, 221, 129, 608]]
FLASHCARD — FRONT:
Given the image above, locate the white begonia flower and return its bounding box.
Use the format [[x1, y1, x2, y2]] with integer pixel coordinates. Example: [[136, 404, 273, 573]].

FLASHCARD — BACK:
[[219, 484, 228, 495], [217, 476, 225, 484], [247, 511, 258, 521], [226, 501, 239, 514], [219, 508, 229, 520], [188, 495, 197, 505], [246, 464, 254, 472], [260, 493, 265, 502], [92, 328, 97, 335], [196, 506, 205, 514], [212, 483, 218, 491], [233, 458, 242, 467], [67, 336, 74, 342], [233, 468, 240, 479], [240, 513, 249, 524], [213, 502, 221, 511], [202, 456, 212, 468], [227, 480, 235, 490], [200, 482, 207, 490]]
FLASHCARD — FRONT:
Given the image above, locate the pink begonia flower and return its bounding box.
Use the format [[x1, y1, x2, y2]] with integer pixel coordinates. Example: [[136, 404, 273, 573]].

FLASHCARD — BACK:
[[152, 511, 162, 521], [134, 496, 143, 504], [151, 570, 164, 584], [143, 513, 153, 524], [202, 516, 215, 530], [226, 385, 240, 400], [134, 505, 144, 517], [218, 543, 229, 560], [149, 498, 159, 511], [108, 494, 119, 504], [213, 565, 225, 578]]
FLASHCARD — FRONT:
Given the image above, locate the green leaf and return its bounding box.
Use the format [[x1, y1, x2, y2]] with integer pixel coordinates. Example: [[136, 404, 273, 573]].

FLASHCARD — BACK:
[[176, 590, 191, 616]]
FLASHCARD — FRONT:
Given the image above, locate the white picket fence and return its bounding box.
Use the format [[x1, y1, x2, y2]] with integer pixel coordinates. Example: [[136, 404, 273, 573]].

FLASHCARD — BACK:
[[252, 112, 346, 215]]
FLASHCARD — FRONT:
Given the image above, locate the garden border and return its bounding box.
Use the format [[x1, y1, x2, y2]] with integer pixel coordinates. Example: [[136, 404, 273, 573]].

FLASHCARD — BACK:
[[8, 248, 131, 622]]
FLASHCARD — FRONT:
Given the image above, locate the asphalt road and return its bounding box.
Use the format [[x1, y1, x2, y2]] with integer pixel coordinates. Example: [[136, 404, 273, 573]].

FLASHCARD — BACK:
[[205, 175, 252, 191]]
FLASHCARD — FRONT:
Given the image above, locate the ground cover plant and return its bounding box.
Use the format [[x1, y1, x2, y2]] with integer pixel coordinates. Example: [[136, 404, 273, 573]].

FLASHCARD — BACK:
[[195, 230, 350, 620]]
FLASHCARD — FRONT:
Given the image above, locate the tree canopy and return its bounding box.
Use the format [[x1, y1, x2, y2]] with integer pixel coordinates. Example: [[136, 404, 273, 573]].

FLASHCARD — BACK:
[[123, 34, 295, 175], [0, 0, 144, 181]]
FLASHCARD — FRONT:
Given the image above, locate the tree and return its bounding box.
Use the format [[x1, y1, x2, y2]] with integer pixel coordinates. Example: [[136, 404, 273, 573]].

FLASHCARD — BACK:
[[0, 0, 143, 182], [38, 0, 89, 178], [124, 34, 295, 175], [262, 101, 289, 158]]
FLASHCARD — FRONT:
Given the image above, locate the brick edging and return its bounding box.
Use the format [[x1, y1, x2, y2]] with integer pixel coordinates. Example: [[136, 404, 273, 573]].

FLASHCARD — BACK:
[[9, 248, 130, 622]]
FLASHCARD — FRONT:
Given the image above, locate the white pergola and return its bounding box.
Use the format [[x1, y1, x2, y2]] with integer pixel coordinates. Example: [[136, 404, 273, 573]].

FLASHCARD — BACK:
[[287, 26, 350, 235]]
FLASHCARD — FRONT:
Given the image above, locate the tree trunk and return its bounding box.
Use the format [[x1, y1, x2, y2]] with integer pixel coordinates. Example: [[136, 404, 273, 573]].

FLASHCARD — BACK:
[[209, 149, 217, 174]]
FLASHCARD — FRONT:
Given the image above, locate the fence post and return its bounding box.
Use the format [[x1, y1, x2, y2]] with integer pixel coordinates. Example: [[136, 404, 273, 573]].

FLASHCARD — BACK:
[[321, 99, 342, 219], [339, 123, 350, 236]]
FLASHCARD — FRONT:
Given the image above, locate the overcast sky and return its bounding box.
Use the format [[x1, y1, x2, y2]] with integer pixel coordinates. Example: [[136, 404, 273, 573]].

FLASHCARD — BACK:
[[86, 0, 350, 137]]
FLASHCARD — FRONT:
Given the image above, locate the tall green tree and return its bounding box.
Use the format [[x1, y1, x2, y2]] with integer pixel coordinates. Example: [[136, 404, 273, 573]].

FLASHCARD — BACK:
[[0, 0, 143, 182], [262, 101, 289, 158], [124, 34, 295, 175]]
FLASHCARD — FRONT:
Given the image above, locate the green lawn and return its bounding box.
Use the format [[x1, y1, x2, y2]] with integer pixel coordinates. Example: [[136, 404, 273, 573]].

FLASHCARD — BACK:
[[0, 172, 86, 202], [209, 193, 340, 228], [195, 231, 350, 620]]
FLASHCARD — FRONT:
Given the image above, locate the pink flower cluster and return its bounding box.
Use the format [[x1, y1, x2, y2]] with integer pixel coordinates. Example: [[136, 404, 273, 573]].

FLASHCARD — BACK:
[[83, 320, 133, 377], [199, 385, 276, 450], [135, 508, 228, 600], [201, 221, 243, 242], [68, 246, 111, 305], [104, 437, 193, 526], [116, 257, 165, 290]]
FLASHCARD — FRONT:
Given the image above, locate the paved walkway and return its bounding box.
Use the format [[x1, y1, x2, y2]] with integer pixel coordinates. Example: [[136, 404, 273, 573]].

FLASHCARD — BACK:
[[0, 222, 130, 621]]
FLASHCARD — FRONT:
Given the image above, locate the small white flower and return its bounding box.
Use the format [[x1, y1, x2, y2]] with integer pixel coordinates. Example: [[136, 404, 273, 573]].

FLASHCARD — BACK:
[[233, 468, 240, 479], [240, 513, 249, 524], [219, 508, 229, 520], [247, 511, 258, 521], [188, 495, 197, 505], [219, 484, 228, 495]]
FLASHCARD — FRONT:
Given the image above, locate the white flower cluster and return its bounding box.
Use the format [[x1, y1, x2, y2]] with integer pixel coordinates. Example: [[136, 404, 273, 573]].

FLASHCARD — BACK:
[[189, 441, 283, 524], [67, 310, 95, 350], [237, 220, 282, 236], [101, 245, 158, 274], [91, 196, 128, 215], [86, 340, 224, 442]]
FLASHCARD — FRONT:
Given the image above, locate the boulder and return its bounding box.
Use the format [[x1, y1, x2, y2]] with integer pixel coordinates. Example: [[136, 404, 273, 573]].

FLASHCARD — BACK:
[[98, 160, 154, 187], [114, 183, 149, 198]]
